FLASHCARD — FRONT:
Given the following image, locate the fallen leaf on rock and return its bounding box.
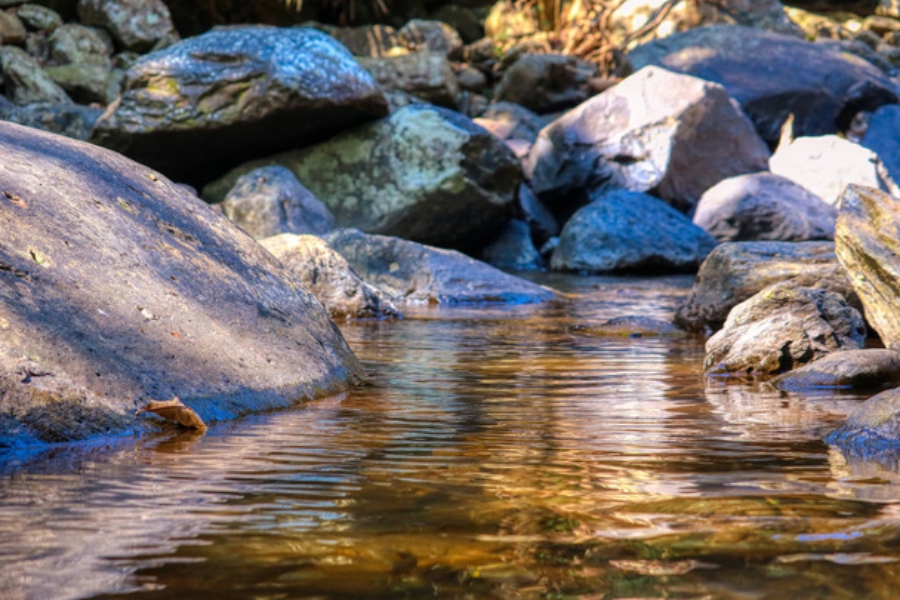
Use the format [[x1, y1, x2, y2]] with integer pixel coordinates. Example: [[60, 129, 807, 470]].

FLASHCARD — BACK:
[[135, 397, 207, 430]]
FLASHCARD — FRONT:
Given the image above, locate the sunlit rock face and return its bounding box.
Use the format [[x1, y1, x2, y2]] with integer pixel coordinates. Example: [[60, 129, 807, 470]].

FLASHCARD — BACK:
[[90, 26, 388, 185], [0, 121, 363, 447]]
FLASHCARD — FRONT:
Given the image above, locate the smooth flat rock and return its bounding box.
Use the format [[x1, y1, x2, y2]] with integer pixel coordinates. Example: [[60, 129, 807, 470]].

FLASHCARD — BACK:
[[0, 121, 363, 448], [773, 349, 900, 391]]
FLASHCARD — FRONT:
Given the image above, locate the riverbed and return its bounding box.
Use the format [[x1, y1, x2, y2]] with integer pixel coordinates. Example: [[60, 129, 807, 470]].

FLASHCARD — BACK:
[[2, 273, 897, 599]]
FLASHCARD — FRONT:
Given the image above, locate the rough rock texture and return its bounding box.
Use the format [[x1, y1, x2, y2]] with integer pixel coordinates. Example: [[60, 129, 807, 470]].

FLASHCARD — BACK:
[[550, 189, 718, 273], [526, 66, 770, 216], [16, 3, 62, 32], [260, 234, 399, 320], [324, 228, 556, 304], [0, 97, 100, 139], [89, 27, 388, 185], [202, 104, 522, 251], [693, 172, 836, 242], [481, 219, 543, 271], [0, 121, 363, 448], [220, 166, 335, 240], [474, 101, 549, 143], [494, 53, 596, 113], [704, 282, 866, 378], [398, 19, 463, 57], [627, 25, 898, 145], [43, 62, 110, 104], [675, 241, 858, 332], [862, 104, 900, 185], [770, 136, 899, 207], [0, 11, 26, 46], [0, 45, 70, 104], [773, 349, 900, 391], [48, 23, 111, 66], [357, 51, 460, 108], [826, 387, 900, 450], [76, 0, 177, 52], [835, 185, 900, 350]]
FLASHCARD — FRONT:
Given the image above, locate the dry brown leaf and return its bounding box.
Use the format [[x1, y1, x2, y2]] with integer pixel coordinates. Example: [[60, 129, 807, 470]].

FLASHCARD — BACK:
[[135, 397, 207, 430]]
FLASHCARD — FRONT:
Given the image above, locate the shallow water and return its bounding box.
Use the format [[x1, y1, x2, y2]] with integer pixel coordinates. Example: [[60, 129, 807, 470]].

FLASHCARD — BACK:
[[3, 274, 900, 600]]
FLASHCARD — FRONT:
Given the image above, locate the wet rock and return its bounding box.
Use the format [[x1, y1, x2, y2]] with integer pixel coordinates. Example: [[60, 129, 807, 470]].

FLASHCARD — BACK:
[[495, 53, 595, 114], [826, 387, 900, 449], [550, 189, 718, 273], [862, 104, 900, 184], [324, 228, 556, 304], [627, 25, 898, 145], [260, 234, 399, 320], [578, 316, 687, 338], [0, 10, 26, 45], [693, 172, 836, 242], [357, 51, 459, 108], [76, 0, 177, 53], [674, 241, 858, 332], [704, 282, 866, 378], [398, 19, 463, 57], [475, 101, 549, 143], [526, 66, 770, 216], [202, 104, 521, 252], [482, 219, 543, 271], [773, 349, 900, 391], [0, 98, 100, 139], [43, 62, 110, 104], [0, 121, 363, 447], [770, 135, 899, 207], [89, 27, 388, 185], [16, 3, 60, 32], [48, 23, 112, 67], [0, 45, 70, 104]]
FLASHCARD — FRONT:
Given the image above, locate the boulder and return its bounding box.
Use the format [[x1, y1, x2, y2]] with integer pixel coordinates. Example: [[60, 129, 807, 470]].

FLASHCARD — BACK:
[[455, 64, 488, 92], [89, 27, 388, 185], [474, 101, 549, 143], [0, 121, 363, 447], [481, 219, 543, 271], [357, 51, 460, 108], [260, 234, 399, 320], [550, 189, 718, 273], [862, 104, 900, 185], [398, 19, 463, 57], [526, 66, 770, 216], [516, 183, 558, 244], [16, 3, 61, 32], [0, 10, 26, 45], [693, 172, 836, 242], [0, 45, 70, 104], [43, 62, 111, 104], [494, 53, 596, 114], [202, 104, 522, 252], [825, 387, 900, 450], [0, 97, 101, 140], [76, 0, 177, 53], [48, 23, 112, 67], [773, 349, 900, 391], [704, 282, 866, 378], [674, 241, 858, 332], [835, 185, 900, 350], [627, 25, 898, 145], [770, 135, 899, 207], [220, 166, 335, 240], [324, 228, 556, 304]]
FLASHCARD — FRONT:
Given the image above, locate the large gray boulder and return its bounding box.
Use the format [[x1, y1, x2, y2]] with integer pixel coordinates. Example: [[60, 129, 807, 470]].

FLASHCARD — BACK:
[[773, 349, 900, 391], [704, 282, 866, 378], [627, 25, 898, 145], [203, 104, 522, 251], [675, 241, 858, 332], [550, 189, 718, 273], [0, 45, 70, 104], [693, 172, 836, 242], [0, 121, 363, 448], [89, 27, 388, 185], [76, 0, 177, 53], [324, 228, 556, 304], [526, 66, 770, 215]]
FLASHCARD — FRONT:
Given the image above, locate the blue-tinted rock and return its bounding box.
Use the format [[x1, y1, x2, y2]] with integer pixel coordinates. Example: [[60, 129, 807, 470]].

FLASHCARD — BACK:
[[862, 104, 900, 184], [482, 219, 543, 271]]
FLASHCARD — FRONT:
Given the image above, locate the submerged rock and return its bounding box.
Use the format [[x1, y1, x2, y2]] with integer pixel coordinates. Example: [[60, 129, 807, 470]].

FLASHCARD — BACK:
[[773, 349, 900, 391], [578, 316, 687, 338], [0, 122, 363, 448]]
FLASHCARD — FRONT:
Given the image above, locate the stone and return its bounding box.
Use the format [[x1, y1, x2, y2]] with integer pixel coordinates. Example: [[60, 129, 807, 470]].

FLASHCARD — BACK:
[[455, 64, 487, 92], [516, 183, 558, 244], [0, 98, 101, 140], [481, 219, 543, 271], [202, 104, 522, 252], [627, 25, 898, 145], [704, 282, 866, 378], [0, 121, 363, 448], [432, 5, 483, 44], [674, 241, 859, 332], [0, 46, 70, 105], [398, 19, 463, 57], [550, 189, 718, 273], [575, 316, 687, 338], [526, 66, 770, 216], [48, 23, 112, 67], [15, 3, 60, 32], [862, 104, 900, 185], [220, 166, 335, 240], [835, 185, 900, 350], [260, 234, 399, 320], [357, 51, 460, 108], [43, 62, 111, 104], [773, 349, 900, 391], [76, 0, 177, 53], [0, 10, 26, 46], [825, 387, 900, 450], [474, 101, 549, 143], [494, 53, 596, 114], [693, 172, 836, 242], [89, 27, 388, 185], [324, 228, 556, 304]]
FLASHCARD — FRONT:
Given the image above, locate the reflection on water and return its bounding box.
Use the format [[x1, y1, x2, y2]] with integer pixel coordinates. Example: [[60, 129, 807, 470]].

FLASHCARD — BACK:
[[3, 274, 900, 599]]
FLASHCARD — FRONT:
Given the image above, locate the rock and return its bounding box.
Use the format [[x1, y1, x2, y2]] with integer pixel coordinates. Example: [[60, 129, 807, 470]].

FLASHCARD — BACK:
[[814, 38, 897, 75], [89, 26, 388, 185], [202, 104, 522, 252], [475, 101, 549, 143], [674, 241, 858, 332], [455, 64, 487, 92], [324, 228, 556, 304], [48, 23, 112, 67], [482, 219, 543, 271], [357, 51, 460, 108], [825, 387, 900, 450], [773, 349, 900, 391], [693, 172, 836, 242], [0, 121, 363, 447], [432, 5, 483, 44], [76, 0, 177, 53], [862, 104, 900, 185], [220, 166, 335, 240], [16, 3, 60, 32], [0, 98, 101, 139], [43, 62, 111, 104], [704, 282, 866, 377], [0, 10, 26, 46], [550, 189, 718, 273], [494, 53, 596, 114], [627, 25, 898, 145], [576, 316, 687, 338], [320, 23, 403, 57], [770, 135, 899, 207], [0, 46, 70, 105], [260, 234, 399, 320], [516, 183, 558, 244], [526, 66, 770, 216], [398, 19, 463, 57], [835, 185, 900, 350]]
